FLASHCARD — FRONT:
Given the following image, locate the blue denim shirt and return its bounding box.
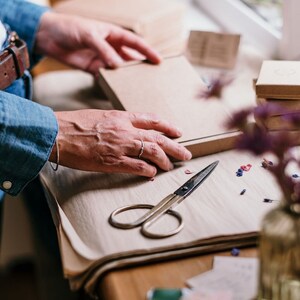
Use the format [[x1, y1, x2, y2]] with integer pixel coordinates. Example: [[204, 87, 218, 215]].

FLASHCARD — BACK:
[[0, 0, 58, 197]]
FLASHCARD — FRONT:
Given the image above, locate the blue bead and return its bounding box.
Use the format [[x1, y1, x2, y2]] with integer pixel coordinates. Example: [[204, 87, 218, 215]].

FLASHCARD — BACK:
[[236, 170, 243, 177], [231, 248, 240, 256]]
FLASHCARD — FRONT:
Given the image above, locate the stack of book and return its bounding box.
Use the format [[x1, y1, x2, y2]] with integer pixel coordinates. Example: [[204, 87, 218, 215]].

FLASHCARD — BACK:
[[54, 0, 186, 56], [255, 60, 300, 131]]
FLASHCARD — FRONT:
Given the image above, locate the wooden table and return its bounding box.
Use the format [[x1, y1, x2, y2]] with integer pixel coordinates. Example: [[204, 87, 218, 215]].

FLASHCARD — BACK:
[[98, 247, 257, 300]]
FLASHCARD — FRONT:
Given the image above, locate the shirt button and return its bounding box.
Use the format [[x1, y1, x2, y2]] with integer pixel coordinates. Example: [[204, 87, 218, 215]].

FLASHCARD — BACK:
[[2, 181, 12, 190]]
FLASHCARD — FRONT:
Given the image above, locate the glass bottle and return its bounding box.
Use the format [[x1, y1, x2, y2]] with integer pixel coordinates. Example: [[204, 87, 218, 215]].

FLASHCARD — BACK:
[[258, 203, 300, 300]]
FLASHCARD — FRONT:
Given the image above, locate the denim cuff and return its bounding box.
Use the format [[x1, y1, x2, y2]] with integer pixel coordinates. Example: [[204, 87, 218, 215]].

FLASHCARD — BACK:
[[0, 91, 58, 196], [0, 0, 50, 66]]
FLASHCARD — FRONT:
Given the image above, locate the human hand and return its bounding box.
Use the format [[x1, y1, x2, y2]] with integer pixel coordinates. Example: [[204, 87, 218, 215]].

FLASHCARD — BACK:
[[35, 12, 161, 75], [50, 110, 192, 177]]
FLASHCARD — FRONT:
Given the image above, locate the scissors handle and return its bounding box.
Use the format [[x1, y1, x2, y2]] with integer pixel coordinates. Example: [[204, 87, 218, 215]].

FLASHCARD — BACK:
[[109, 203, 184, 238]]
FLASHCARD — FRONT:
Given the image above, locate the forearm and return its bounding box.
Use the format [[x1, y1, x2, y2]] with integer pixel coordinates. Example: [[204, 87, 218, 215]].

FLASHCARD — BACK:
[[0, 91, 58, 195]]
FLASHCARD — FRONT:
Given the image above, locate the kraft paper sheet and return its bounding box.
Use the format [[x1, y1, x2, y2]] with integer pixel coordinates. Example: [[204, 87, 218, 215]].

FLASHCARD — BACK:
[[40, 150, 282, 295]]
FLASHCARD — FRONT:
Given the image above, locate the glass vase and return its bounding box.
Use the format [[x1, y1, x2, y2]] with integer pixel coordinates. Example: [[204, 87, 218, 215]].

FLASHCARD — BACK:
[[258, 202, 300, 300]]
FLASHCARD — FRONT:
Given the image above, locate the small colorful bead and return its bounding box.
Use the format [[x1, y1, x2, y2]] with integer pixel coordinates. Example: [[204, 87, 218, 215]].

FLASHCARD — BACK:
[[240, 189, 246, 195], [262, 158, 273, 169], [231, 248, 240, 256], [263, 198, 276, 203], [236, 168, 243, 177], [184, 169, 193, 174], [240, 164, 252, 171]]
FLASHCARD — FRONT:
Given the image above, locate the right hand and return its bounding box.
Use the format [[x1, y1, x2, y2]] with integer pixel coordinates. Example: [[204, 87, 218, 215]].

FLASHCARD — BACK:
[[35, 12, 161, 75], [50, 110, 192, 177]]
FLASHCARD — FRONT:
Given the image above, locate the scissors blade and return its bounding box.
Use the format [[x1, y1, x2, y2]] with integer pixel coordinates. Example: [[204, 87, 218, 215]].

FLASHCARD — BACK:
[[174, 160, 219, 198]]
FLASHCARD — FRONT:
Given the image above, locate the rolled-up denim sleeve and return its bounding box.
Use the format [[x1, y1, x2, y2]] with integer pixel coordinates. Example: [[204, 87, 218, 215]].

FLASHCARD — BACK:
[[0, 91, 58, 196], [0, 0, 50, 66]]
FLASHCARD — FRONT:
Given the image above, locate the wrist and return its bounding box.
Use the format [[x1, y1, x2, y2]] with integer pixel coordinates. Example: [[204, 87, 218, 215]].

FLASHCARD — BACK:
[[34, 11, 56, 55]]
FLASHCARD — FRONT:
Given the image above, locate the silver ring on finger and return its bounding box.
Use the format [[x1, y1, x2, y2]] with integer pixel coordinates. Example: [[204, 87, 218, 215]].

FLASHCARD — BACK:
[[138, 139, 145, 159]]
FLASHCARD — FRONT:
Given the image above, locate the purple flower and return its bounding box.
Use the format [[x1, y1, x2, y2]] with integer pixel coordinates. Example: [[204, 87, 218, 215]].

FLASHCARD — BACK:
[[282, 112, 300, 128], [226, 108, 252, 131], [198, 73, 234, 99], [198, 71, 300, 203], [235, 124, 273, 155], [254, 103, 284, 121], [270, 131, 296, 157]]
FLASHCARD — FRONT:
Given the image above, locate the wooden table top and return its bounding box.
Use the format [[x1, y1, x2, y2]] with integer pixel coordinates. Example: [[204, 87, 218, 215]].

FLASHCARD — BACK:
[[98, 247, 258, 300]]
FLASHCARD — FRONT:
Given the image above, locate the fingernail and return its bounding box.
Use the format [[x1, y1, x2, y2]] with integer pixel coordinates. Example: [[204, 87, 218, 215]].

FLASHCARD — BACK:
[[108, 57, 123, 68], [176, 127, 183, 136], [185, 151, 192, 160], [169, 163, 174, 170], [113, 57, 124, 67]]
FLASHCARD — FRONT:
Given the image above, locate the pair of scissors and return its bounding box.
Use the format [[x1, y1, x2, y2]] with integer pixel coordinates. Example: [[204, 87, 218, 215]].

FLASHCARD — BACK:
[[109, 161, 219, 239]]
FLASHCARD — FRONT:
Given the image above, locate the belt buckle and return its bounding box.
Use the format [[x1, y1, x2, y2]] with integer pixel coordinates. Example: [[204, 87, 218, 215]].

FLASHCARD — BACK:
[[5, 31, 27, 78], [9, 31, 23, 47], [9, 31, 19, 44]]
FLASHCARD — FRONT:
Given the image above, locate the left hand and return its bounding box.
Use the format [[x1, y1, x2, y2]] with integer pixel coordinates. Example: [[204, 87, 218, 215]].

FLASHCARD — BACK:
[[51, 110, 192, 177], [34, 12, 162, 75]]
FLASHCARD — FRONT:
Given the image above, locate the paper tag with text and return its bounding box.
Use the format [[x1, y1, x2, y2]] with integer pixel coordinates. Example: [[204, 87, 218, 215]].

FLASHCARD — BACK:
[[186, 30, 240, 69]]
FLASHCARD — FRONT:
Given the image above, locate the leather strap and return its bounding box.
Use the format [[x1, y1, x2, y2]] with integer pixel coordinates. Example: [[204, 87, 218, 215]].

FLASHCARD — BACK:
[[0, 32, 30, 90]]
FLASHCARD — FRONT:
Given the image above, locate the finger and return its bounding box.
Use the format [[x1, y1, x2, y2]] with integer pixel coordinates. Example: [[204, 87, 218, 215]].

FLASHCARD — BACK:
[[52, 48, 106, 73], [108, 29, 161, 64], [141, 132, 192, 162], [139, 141, 174, 171], [127, 139, 173, 171], [129, 112, 183, 138], [116, 156, 157, 177], [87, 36, 124, 68], [126, 139, 174, 171], [117, 46, 146, 61]]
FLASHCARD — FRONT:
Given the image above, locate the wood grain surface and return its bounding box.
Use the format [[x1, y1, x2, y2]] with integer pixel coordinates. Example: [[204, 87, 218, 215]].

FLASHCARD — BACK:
[[98, 247, 258, 300]]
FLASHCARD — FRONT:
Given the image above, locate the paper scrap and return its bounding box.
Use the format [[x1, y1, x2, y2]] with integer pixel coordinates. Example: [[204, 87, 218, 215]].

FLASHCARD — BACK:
[[182, 289, 233, 300], [186, 256, 259, 300]]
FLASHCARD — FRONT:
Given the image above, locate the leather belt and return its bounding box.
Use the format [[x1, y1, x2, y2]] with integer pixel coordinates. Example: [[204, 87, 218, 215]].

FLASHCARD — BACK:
[[0, 31, 30, 90]]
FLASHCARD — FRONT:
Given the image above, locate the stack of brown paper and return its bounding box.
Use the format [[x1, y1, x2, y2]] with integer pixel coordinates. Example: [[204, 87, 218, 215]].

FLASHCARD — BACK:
[[40, 150, 282, 296], [256, 61, 300, 100], [53, 0, 186, 56], [255, 60, 300, 130], [256, 97, 300, 131], [98, 55, 242, 158]]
